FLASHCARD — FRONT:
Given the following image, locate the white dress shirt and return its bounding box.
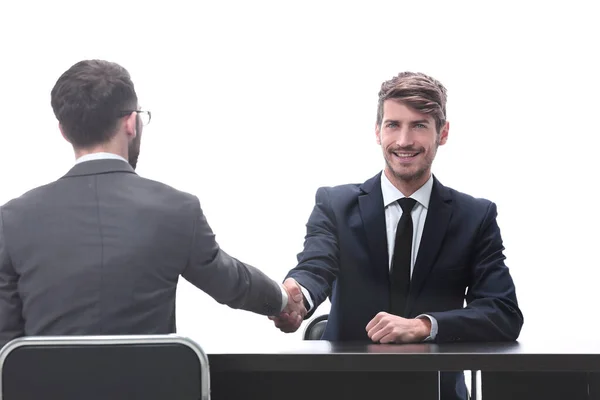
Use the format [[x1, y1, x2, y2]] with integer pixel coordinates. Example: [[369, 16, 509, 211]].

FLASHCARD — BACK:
[[381, 171, 438, 341], [74, 151, 289, 312], [302, 171, 438, 340]]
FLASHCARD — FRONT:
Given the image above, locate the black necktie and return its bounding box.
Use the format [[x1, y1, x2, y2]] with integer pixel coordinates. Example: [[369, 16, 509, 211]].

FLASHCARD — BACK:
[[390, 197, 417, 316]]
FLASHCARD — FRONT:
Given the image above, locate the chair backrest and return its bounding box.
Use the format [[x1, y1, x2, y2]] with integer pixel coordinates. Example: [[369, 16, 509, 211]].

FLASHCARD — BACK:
[[303, 314, 328, 340], [0, 334, 209, 400]]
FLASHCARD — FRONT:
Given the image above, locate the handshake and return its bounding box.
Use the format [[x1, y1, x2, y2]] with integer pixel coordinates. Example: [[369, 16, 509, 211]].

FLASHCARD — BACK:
[[269, 278, 307, 333], [269, 278, 433, 343]]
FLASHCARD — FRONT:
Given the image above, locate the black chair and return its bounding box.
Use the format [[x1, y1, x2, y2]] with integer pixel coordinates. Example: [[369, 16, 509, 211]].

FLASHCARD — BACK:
[[0, 334, 210, 400], [303, 314, 329, 340]]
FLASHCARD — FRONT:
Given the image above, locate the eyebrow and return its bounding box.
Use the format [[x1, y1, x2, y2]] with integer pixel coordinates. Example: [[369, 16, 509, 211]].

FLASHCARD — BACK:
[[383, 119, 430, 125]]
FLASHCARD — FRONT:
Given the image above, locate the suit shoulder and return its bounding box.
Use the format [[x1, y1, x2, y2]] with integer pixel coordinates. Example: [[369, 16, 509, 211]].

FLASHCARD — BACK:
[[136, 176, 198, 200], [2, 175, 200, 215], [315, 182, 362, 198], [1, 181, 56, 211], [132, 176, 201, 211], [445, 186, 496, 216]]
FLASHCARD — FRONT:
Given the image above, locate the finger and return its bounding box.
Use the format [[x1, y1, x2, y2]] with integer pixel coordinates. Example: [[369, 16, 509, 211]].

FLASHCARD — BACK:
[[281, 313, 303, 330], [366, 318, 376, 332], [365, 312, 386, 331], [274, 319, 294, 331], [367, 318, 388, 338], [283, 296, 305, 314], [366, 323, 378, 340], [270, 316, 288, 325], [277, 324, 294, 332], [284, 278, 304, 303], [368, 319, 391, 341], [371, 324, 392, 343], [277, 319, 301, 333], [271, 315, 291, 327], [271, 312, 302, 332], [365, 316, 379, 331], [268, 312, 288, 321], [288, 302, 307, 317], [273, 312, 293, 323], [293, 315, 302, 330], [379, 331, 398, 344]]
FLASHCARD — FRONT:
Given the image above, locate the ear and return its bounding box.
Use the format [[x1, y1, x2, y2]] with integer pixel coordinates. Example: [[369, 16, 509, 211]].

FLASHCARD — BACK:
[[438, 121, 449, 146], [375, 123, 382, 145], [124, 112, 137, 139]]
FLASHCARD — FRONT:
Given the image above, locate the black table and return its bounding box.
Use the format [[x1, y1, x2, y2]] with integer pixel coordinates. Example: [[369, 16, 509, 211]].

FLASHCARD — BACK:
[[205, 340, 600, 400]]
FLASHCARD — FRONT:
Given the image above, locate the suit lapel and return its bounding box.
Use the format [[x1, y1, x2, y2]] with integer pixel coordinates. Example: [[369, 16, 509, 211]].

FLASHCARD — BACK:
[[406, 177, 453, 314], [357, 173, 390, 289]]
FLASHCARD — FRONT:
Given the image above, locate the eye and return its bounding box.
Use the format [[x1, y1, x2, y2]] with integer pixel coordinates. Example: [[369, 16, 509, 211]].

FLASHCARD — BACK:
[[415, 123, 427, 129], [385, 122, 398, 128]]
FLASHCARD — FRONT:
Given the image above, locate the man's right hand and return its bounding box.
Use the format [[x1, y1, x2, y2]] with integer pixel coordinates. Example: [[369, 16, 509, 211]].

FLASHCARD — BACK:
[[269, 278, 307, 333]]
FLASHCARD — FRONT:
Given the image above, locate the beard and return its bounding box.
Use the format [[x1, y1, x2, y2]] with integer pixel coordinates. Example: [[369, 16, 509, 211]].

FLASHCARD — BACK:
[[383, 144, 436, 183], [128, 116, 142, 170], [128, 138, 140, 169], [385, 156, 429, 182]]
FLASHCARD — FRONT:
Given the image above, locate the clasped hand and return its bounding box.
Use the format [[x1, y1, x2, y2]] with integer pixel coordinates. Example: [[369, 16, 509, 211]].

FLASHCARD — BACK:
[[366, 312, 431, 344], [269, 278, 307, 333]]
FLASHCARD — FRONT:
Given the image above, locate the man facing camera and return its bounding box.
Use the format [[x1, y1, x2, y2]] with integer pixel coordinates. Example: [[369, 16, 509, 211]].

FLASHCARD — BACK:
[[272, 72, 523, 399], [0, 59, 305, 347]]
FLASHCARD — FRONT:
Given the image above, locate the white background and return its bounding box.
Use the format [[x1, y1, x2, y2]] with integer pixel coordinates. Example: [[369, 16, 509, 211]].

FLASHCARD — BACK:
[[1, 0, 599, 347]]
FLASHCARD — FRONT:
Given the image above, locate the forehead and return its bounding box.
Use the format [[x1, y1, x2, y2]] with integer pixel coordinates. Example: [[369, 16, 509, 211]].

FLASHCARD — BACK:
[[382, 99, 434, 123]]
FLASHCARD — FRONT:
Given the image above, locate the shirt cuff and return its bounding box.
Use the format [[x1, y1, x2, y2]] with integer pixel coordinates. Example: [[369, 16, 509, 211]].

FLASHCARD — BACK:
[[416, 314, 438, 342], [279, 283, 288, 312], [299, 285, 314, 312]]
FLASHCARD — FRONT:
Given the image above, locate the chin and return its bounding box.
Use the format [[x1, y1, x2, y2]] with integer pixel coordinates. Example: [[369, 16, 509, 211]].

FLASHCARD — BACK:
[[392, 168, 426, 182]]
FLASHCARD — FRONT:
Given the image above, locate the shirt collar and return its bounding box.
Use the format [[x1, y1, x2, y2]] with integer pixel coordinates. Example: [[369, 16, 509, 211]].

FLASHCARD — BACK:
[[381, 170, 434, 209], [75, 152, 128, 165]]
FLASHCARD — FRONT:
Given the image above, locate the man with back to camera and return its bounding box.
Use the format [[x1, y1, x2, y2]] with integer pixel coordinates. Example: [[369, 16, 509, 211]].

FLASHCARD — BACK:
[[0, 59, 305, 347], [271, 71, 524, 399]]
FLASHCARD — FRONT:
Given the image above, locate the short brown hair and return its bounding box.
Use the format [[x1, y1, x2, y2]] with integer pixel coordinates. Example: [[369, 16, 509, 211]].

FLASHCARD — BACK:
[[376, 72, 447, 132], [51, 60, 138, 148]]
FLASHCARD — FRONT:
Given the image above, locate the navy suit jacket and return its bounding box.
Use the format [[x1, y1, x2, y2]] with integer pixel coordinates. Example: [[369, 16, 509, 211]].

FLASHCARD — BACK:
[[287, 172, 523, 399]]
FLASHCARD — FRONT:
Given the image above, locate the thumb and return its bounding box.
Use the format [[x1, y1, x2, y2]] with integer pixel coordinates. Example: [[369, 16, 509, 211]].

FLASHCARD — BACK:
[[284, 278, 304, 303]]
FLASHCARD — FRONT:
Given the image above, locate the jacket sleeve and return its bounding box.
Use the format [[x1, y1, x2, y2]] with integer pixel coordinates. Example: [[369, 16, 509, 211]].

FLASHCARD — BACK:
[[0, 207, 25, 347], [286, 187, 340, 318], [181, 196, 283, 316], [427, 202, 524, 342]]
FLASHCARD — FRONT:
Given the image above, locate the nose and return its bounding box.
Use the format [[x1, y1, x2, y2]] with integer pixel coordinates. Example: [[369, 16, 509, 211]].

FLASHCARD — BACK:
[[395, 127, 415, 148]]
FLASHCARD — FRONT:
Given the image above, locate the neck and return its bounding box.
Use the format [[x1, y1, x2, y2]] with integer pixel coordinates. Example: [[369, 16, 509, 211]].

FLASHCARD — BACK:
[[74, 142, 127, 161], [384, 168, 431, 197]]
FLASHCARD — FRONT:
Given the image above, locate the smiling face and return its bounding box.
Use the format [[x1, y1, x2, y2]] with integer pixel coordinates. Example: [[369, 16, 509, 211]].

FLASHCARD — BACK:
[[376, 99, 448, 193]]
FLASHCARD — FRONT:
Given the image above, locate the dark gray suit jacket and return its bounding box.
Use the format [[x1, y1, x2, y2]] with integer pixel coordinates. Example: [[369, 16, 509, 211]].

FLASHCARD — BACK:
[[0, 159, 283, 346]]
